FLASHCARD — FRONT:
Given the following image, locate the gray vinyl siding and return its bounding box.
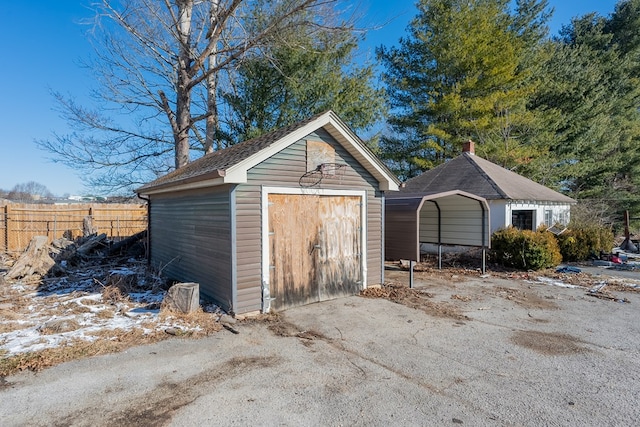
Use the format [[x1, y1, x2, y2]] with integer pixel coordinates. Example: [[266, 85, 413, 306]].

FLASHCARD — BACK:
[[385, 200, 420, 261], [234, 129, 384, 313], [149, 186, 233, 311]]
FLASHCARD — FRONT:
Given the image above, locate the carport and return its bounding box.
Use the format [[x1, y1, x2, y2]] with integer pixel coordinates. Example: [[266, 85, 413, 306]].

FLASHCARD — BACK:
[[385, 190, 490, 272]]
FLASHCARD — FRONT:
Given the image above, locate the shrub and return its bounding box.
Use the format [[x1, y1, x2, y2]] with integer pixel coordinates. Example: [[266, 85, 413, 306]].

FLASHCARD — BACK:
[[491, 227, 562, 270], [555, 226, 614, 261]]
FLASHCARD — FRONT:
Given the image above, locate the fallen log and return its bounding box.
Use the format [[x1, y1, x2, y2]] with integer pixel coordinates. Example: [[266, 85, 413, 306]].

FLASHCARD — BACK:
[[5, 236, 62, 280], [108, 230, 147, 256], [76, 233, 108, 256]]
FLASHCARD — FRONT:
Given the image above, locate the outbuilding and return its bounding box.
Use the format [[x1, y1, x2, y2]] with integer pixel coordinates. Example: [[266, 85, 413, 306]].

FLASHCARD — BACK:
[[137, 111, 400, 314], [385, 190, 491, 270]]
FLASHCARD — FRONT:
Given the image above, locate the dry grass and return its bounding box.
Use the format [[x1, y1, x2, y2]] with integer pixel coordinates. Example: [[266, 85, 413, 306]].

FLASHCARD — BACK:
[[0, 256, 226, 378], [95, 308, 116, 319], [101, 285, 130, 305], [0, 329, 166, 376], [80, 298, 102, 306], [603, 281, 640, 293], [451, 294, 472, 302], [63, 304, 93, 315], [0, 300, 223, 377], [242, 313, 325, 343], [0, 321, 35, 334], [104, 273, 138, 293], [158, 307, 222, 337], [0, 310, 222, 377], [0, 308, 22, 321], [38, 319, 81, 335]]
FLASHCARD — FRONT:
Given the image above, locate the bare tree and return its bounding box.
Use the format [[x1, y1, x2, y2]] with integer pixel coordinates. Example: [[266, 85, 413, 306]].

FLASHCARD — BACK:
[[7, 182, 53, 202], [38, 0, 355, 193]]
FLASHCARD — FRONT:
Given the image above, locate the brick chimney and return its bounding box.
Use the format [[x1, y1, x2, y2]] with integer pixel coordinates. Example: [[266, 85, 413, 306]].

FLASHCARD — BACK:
[[462, 139, 475, 155]]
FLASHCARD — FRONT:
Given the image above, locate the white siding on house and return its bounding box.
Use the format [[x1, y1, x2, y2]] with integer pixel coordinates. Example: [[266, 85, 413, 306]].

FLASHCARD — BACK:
[[488, 200, 508, 234], [505, 201, 571, 232], [487, 200, 571, 234]]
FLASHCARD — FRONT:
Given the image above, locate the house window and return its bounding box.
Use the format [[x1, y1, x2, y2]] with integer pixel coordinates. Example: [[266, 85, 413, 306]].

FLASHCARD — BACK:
[[544, 210, 553, 227], [512, 210, 535, 230], [558, 211, 568, 226]]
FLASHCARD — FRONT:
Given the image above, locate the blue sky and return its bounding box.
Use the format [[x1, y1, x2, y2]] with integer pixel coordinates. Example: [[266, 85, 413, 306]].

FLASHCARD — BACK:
[[0, 0, 619, 196]]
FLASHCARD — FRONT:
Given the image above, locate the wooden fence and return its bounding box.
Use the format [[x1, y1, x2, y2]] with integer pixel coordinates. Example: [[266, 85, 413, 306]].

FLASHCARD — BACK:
[[0, 202, 148, 254]]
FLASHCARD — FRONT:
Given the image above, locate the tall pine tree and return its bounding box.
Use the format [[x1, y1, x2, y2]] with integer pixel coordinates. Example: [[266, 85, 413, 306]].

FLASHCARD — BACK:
[[531, 3, 640, 217], [378, 0, 551, 179]]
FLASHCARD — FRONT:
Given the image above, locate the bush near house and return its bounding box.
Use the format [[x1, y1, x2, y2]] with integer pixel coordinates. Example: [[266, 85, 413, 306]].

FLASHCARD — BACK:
[[555, 226, 614, 262], [491, 227, 562, 270]]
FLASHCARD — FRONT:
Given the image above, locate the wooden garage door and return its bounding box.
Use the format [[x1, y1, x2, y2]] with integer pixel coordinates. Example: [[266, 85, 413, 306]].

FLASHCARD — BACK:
[[268, 194, 362, 311]]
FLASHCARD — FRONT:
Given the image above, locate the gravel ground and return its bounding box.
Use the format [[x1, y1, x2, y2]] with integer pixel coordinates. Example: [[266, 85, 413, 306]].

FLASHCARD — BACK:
[[1, 270, 639, 426]]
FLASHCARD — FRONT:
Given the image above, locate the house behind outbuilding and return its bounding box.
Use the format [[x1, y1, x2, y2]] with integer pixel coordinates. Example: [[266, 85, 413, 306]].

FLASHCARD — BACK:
[[395, 141, 576, 234]]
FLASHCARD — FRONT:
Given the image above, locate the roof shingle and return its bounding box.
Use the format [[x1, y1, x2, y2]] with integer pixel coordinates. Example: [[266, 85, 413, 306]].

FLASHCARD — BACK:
[[394, 153, 575, 203], [137, 113, 324, 192]]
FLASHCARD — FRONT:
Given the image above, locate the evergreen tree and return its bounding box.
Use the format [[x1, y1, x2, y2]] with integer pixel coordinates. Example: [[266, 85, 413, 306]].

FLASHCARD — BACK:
[[378, 0, 551, 179], [531, 6, 640, 216], [220, 23, 385, 146]]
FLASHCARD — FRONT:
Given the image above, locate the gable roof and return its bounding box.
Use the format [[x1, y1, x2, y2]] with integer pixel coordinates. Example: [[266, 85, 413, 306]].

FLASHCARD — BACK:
[[394, 153, 575, 204], [137, 111, 400, 194]]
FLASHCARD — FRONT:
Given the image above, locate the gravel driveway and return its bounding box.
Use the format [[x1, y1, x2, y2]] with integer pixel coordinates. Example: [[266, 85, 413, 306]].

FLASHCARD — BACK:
[[2, 271, 639, 426]]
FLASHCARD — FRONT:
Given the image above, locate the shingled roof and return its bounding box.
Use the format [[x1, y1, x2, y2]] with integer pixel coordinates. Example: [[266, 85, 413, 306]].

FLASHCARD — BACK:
[[137, 111, 400, 194], [393, 153, 575, 204]]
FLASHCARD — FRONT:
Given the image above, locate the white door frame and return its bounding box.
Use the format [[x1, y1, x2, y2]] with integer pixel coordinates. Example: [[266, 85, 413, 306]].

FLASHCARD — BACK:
[[261, 186, 367, 312]]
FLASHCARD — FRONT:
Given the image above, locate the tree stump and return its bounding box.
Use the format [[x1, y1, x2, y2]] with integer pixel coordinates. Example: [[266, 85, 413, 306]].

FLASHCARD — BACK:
[[5, 236, 61, 280], [83, 216, 98, 237], [163, 282, 200, 314]]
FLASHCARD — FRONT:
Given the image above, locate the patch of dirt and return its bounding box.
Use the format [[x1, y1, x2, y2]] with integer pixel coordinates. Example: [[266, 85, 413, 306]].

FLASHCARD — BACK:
[[361, 283, 470, 321], [450, 294, 472, 302], [511, 330, 590, 355], [254, 313, 327, 344], [53, 354, 282, 427], [492, 286, 559, 310]]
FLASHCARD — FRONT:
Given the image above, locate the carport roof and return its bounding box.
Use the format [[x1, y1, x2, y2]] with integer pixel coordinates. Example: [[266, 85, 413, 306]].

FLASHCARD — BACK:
[[386, 189, 489, 209], [393, 153, 575, 203]]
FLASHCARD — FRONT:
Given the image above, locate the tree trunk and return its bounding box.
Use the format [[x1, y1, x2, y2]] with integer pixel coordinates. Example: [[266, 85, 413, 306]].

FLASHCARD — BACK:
[[205, 0, 220, 154], [175, 0, 194, 169]]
